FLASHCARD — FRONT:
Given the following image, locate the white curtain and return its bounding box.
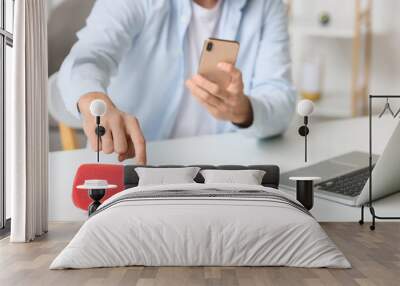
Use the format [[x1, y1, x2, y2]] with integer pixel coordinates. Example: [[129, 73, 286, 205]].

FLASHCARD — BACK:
[[7, 0, 49, 242]]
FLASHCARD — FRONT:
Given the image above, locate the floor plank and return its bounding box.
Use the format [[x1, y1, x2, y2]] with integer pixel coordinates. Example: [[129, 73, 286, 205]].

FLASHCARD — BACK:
[[0, 222, 399, 286]]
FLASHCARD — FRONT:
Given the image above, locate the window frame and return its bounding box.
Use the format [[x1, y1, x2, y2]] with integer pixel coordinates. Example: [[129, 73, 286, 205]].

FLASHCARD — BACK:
[[0, 0, 14, 235]]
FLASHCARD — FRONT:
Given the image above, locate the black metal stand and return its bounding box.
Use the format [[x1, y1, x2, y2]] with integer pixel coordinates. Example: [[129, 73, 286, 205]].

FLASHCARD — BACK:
[[88, 189, 106, 216], [358, 95, 400, 230], [296, 180, 314, 210]]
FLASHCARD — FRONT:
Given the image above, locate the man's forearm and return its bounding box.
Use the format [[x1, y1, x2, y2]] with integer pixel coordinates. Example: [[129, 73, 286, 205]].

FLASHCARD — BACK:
[[57, 0, 147, 119]]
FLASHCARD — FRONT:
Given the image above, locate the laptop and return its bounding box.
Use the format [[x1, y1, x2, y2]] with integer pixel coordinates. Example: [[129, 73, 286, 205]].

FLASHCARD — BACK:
[[280, 122, 400, 206]]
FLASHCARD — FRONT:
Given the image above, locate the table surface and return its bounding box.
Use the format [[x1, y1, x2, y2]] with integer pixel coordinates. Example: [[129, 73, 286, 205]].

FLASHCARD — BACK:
[[49, 115, 400, 222], [289, 177, 322, 181]]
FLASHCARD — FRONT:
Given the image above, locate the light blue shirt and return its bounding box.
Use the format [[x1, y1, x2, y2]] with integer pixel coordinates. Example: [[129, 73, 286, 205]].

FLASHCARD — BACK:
[[58, 0, 296, 141]]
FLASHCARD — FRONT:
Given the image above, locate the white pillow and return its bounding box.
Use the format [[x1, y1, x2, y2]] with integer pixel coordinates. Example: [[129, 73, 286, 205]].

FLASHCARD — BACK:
[[200, 169, 266, 185], [135, 167, 201, 186]]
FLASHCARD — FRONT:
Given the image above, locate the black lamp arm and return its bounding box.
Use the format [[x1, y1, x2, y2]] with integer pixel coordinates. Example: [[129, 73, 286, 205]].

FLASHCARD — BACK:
[[298, 116, 309, 162], [94, 116, 106, 162]]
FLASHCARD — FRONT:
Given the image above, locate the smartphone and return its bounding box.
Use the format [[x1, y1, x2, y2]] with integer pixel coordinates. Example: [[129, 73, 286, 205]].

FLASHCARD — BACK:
[[198, 38, 240, 89]]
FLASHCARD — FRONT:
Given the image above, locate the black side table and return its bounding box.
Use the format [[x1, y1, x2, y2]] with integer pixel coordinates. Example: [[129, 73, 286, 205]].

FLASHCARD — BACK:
[[77, 180, 117, 216], [289, 177, 321, 210]]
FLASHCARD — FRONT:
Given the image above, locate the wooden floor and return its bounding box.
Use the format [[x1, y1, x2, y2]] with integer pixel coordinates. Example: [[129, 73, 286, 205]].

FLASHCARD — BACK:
[[0, 222, 399, 286]]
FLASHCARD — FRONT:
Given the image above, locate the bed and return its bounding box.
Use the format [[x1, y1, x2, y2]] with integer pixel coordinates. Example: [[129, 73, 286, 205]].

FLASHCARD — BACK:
[[50, 165, 350, 269]]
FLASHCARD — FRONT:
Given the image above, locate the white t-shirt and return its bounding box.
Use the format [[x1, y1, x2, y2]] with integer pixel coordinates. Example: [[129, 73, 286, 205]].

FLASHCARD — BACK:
[[170, 0, 222, 138]]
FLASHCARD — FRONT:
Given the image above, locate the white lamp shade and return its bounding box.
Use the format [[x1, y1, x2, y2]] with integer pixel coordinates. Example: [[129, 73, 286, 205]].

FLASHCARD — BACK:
[[89, 99, 107, 117], [297, 99, 315, 116]]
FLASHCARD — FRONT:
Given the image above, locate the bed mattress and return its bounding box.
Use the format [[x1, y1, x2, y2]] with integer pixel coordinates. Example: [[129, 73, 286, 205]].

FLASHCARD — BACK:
[[50, 183, 351, 269]]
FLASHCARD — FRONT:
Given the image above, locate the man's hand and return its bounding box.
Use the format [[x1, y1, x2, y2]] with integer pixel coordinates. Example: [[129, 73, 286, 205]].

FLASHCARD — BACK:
[[185, 62, 253, 126], [78, 92, 147, 164]]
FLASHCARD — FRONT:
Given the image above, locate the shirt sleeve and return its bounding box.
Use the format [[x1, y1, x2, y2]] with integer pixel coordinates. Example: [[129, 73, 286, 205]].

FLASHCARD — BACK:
[[239, 0, 296, 138], [57, 0, 147, 118]]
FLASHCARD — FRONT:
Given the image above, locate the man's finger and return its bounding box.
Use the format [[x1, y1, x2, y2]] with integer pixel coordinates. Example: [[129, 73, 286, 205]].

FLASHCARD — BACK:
[[217, 62, 242, 85], [118, 138, 135, 162], [192, 75, 227, 100], [110, 116, 128, 155], [83, 122, 101, 151], [194, 96, 220, 118], [125, 115, 147, 165], [190, 90, 229, 120], [101, 127, 114, 154], [186, 80, 223, 107]]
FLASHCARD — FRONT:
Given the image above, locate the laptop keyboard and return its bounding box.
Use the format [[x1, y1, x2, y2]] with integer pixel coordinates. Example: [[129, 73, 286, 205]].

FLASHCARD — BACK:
[[315, 166, 374, 197]]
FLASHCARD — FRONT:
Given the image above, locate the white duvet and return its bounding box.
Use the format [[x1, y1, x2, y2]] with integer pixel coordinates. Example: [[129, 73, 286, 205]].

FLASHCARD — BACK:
[[50, 183, 350, 269]]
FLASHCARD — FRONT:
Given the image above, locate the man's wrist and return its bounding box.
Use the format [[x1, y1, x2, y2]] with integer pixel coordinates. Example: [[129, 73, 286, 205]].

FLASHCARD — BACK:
[[231, 96, 253, 128]]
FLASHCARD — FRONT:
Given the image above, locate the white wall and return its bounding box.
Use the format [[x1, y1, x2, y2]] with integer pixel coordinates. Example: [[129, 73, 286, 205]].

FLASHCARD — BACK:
[[291, 0, 400, 101], [369, 0, 400, 94]]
